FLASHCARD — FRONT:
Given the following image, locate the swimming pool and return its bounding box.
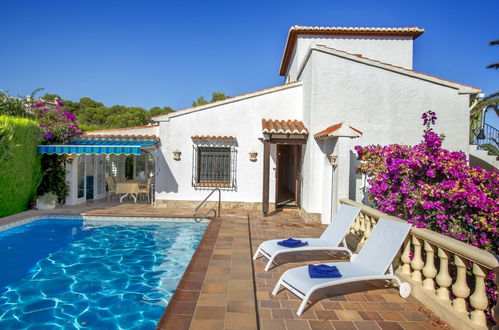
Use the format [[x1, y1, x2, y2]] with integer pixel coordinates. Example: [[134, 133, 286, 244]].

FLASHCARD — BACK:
[[0, 217, 208, 329]]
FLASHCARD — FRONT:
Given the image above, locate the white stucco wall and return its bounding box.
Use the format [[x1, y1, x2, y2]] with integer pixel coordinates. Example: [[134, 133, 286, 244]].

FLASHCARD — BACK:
[[299, 49, 473, 219], [286, 35, 414, 81], [155, 83, 303, 204]]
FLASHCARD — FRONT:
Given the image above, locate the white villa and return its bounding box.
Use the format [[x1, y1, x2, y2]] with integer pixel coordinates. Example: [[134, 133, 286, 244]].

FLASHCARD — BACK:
[[42, 26, 481, 224]]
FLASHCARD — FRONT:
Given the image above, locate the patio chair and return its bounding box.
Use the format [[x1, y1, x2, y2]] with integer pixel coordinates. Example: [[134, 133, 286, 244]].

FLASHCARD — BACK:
[[138, 178, 151, 202], [272, 218, 412, 316], [253, 205, 361, 271], [106, 177, 117, 201]]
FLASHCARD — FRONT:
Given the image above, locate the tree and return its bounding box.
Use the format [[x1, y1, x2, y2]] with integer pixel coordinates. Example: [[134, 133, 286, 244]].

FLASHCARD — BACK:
[[211, 91, 230, 102], [192, 92, 231, 107], [149, 106, 174, 117], [486, 39, 499, 70], [192, 96, 209, 107]]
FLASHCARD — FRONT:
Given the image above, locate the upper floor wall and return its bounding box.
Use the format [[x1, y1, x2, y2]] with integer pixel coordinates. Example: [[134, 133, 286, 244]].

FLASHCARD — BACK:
[[280, 26, 424, 82]]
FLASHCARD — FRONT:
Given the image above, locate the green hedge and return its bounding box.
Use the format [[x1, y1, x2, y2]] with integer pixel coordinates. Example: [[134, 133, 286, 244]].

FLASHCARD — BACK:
[[0, 115, 43, 217]]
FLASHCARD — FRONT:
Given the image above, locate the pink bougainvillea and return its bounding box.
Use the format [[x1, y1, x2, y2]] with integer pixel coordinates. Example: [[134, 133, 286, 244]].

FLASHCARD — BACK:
[[355, 111, 498, 317], [356, 111, 498, 253], [33, 100, 81, 143]]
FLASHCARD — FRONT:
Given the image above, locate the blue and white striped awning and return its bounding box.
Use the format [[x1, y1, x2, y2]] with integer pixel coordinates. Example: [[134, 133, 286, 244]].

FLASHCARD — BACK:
[[37, 145, 142, 155]]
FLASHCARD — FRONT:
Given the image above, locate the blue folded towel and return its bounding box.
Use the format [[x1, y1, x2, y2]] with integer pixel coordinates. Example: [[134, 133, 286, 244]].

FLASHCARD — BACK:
[[277, 238, 308, 248], [308, 264, 342, 278]]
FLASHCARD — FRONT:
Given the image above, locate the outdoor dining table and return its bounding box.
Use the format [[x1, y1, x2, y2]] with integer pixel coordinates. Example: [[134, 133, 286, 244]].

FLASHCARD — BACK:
[[115, 183, 139, 203]]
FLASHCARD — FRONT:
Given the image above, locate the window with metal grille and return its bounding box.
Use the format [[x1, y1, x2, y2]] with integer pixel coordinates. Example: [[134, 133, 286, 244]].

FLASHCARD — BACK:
[[192, 146, 237, 188]]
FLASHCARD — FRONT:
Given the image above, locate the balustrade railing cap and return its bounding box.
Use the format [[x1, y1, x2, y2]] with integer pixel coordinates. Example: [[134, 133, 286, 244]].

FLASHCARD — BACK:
[[340, 198, 499, 269]]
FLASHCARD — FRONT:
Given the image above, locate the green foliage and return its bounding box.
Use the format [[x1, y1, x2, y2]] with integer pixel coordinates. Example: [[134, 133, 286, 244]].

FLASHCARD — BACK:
[[149, 106, 174, 117], [53, 96, 174, 129], [0, 116, 43, 217], [192, 96, 209, 107], [192, 91, 231, 107], [211, 91, 230, 102], [0, 91, 29, 118], [36, 154, 68, 202], [486, 39, 499, 70]]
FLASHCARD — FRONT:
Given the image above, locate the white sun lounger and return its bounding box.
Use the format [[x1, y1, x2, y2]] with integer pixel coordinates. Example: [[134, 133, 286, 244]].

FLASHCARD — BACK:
[[252, 205, 361, 271], [272, 218, 412, 316]]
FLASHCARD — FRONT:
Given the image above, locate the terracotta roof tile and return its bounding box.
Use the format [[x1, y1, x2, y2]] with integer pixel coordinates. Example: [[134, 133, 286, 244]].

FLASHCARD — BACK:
[[262, 119, 308, 135], [314, 123, 363, 138], [191, 135, 236, 140], [280, 26, 424, 75], [315, 45, 480, 90]]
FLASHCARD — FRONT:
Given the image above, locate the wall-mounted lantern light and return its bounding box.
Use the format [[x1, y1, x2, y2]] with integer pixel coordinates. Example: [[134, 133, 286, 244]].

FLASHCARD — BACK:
[[249, 151, 258, 162], [173, 150, 181, 161], [328, 153, 338, 167]]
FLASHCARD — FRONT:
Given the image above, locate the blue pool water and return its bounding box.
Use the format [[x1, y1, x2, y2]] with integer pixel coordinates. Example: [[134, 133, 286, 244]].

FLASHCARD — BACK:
[[0, 219, 208, 329]]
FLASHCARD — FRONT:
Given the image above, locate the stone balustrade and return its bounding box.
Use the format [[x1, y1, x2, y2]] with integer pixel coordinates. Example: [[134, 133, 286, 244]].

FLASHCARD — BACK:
[[340, 198, 498, 330]]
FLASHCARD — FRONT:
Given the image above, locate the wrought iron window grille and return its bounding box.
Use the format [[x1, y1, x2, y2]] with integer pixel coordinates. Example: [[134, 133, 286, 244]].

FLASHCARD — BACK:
[[192, 146, 237, 190]]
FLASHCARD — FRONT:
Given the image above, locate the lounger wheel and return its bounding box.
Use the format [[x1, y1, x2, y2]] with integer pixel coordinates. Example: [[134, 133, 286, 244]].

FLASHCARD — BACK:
[[399, 282, 411, 298]]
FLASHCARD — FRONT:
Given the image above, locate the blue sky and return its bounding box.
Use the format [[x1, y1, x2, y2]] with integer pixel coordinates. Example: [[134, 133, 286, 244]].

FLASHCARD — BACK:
[[0, 0, 497, 123]]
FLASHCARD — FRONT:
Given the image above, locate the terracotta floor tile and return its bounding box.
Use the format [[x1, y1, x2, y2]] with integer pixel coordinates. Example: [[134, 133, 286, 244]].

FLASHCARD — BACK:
[[315, 310, 339, 321], [379, 312, 405, 321], [189, 319, 225, 330], [336, 310, 362, 321], [399, 322, 427, 330], [330, 320, 357, 329], [197, 293, 227, 307], [259, 299, 280, 308], [201, 283, 228, 294], [354, 320, 382, 329], [193, 306, 226, 320], [400, 311, 427, 322], [285, 319, 312, 330], [225, 312, 257, 329], [226, 299, 255, 313], [309, 320, 335, 329], [341, 301, 364, 310], [270, 308, 295, 319], [358, 311, 383, 321], [377, 321, 404, 330], [260, 318, 286, 330]]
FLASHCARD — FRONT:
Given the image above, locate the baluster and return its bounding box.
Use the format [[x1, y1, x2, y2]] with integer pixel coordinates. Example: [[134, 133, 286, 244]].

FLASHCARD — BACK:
[[400, 237, 412, 275], [353, 213, 361, 234], [422, 241, 437, 291], [451, 255, 470, 313], [359, 213, 366, 239], [469, 263, 488, 326], [410, 236, 424, 283], [436, 248, 452, 301], [362, 215, 372, 245]]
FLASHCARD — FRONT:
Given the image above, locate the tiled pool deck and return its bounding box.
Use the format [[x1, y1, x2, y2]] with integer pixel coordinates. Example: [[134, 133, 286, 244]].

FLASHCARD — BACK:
[[0, 201, 447, 329]]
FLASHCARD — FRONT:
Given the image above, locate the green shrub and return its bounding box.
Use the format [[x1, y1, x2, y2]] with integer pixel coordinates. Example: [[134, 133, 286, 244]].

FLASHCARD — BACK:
[[0, 115, 43, 217]]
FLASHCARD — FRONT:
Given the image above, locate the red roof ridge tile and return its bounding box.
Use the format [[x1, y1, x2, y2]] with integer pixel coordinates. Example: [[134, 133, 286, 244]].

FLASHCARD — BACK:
[[191, 135, 236, 140], [314, 123, 363, 138], [315, 44, 480, 90], [262, 119, 308, 135]]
